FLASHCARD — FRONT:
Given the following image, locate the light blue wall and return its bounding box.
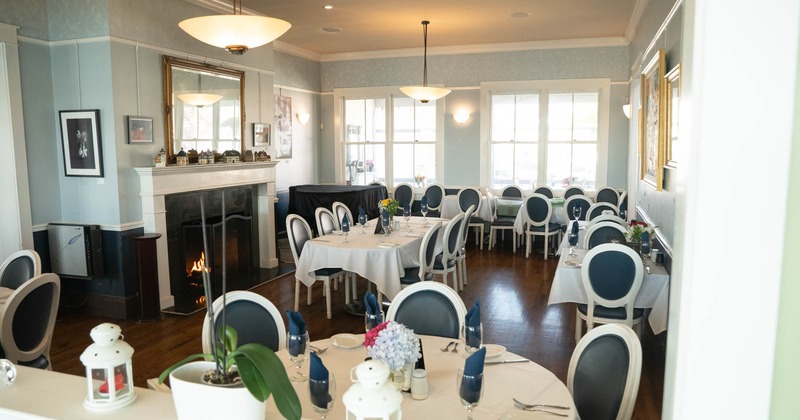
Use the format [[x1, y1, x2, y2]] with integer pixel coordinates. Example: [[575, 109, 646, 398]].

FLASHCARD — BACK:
[[275, 50, 321, 92], [443, 88, 481, 186]]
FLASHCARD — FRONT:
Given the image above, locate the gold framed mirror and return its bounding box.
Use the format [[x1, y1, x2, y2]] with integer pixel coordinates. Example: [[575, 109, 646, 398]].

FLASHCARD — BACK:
[[163, 56, 245, 161]]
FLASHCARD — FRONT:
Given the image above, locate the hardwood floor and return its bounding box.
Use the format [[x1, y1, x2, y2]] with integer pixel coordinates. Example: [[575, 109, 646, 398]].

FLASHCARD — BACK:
[[49, 236, 665, 419]]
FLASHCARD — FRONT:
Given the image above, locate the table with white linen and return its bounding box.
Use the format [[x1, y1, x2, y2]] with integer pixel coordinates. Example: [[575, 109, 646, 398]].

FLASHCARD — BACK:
[[266, 334, 576, 419], [549, 248, 671, 334], [554, 220, 590, 255], [295, 217, 444, 300], [441, 195, 493, 220], [513, 198, 569, 236]]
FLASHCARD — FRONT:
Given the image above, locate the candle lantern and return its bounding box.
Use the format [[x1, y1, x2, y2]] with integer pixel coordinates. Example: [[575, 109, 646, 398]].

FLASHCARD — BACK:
[[343, 360, 403, 420], [79, 323, 136, 410]]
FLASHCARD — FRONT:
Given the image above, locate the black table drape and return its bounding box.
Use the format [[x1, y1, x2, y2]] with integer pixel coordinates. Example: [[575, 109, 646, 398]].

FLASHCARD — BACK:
[[288, 184, 388, 230]]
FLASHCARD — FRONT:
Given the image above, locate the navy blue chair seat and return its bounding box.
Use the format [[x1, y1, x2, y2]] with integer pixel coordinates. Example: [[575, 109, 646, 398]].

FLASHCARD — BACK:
[[527, 222, 562, 232], [577, 304, 644, 320], [314, 267, 343, 277], [399, 267, 434, 285], [433, 255, 456, 270], [491, 216, 516, 226]]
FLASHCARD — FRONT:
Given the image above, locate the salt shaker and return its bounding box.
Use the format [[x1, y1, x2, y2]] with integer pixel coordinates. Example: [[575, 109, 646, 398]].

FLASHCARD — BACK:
[[650, 248, 659, 263], [410, 368, 428, 400]]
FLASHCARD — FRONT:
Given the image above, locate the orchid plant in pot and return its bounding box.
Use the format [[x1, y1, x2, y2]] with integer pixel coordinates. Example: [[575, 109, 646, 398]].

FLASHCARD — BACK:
[[158, 194, 301, 420]]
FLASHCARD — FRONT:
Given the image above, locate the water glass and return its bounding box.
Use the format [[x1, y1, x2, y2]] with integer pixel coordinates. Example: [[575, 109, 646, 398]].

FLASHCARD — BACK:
[[421, 203, 429, 225], [364, 310, 384, 332], [287, 331, 310, 382], [461, 323, 482, 354], [308, 373, 336, 419], [456, 367, 483, 420], [572, 205, 582, 221], [403, 206, 412, 230], [358, 214, 367, 234]]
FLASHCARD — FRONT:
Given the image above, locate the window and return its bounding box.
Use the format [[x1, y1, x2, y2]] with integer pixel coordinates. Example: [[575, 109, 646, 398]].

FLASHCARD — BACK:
[[482, 79, 609, 192], [176, 99, 241, 152], [335, 87, 444, 188]]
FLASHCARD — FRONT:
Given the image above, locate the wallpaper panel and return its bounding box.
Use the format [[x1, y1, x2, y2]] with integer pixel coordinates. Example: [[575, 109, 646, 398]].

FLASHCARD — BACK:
[[0, 0, 49, 39], [46, 0, 109, 41]]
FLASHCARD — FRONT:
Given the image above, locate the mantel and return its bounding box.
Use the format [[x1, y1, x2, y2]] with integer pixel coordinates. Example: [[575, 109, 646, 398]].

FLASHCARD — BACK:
[[135, 162, 279, 310]]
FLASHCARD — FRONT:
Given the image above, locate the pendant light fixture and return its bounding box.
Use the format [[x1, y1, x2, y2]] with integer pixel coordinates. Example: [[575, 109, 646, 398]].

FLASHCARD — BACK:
[[178, 73, 223, 108], [179, 0, 291, 55], [400, 21, 451, 103]]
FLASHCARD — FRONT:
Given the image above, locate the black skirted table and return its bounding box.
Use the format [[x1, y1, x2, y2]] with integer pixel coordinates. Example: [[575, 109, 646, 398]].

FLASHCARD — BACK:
[[288, 184, 388, 231]]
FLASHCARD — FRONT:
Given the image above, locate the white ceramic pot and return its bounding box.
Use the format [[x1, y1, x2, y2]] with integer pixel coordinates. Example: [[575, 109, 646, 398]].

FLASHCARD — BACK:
[[169, 361, 266, 420]]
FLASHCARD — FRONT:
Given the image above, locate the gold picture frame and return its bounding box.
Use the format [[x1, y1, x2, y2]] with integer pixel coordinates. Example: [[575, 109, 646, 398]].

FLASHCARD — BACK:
[[640, 48, 666, 190], [665, 64, 681, 168]]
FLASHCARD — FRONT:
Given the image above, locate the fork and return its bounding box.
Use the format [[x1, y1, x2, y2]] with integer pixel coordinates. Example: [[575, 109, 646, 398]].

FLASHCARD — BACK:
[[310, 345, 328, 355], [513, 397, 570, 411], [439, 341, 455, 352], [451, 342, 459, 353]]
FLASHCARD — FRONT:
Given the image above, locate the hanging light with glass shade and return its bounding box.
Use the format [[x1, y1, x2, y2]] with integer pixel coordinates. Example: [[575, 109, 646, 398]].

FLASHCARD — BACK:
[[179, 0, 291, 55], [400, 21, 451, 103], [178, 72, 223, 108]]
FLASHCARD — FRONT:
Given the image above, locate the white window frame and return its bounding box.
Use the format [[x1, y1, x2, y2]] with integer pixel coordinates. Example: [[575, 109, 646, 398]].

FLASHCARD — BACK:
[[333, 87, 445, 191], [479, 79, 610, 192]]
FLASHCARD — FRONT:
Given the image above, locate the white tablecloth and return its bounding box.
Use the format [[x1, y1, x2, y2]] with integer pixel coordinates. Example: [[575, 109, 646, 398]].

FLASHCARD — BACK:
[[549, 248, 670, 334], [266, 334, 576, 419], [441, 195, 493, 220], [295, 218, 444, 299]]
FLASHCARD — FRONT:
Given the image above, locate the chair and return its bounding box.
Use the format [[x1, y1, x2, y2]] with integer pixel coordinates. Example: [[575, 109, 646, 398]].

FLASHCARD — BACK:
[[457, 187, 485, 249], [368, 181, 385, 187], [455, 205, 476, 290], [595, 187, 620, 207], [419, 183, 445, 217], [564, 186, 586, 199], [0, 273, 60, 369], [564, 195, 593, 221], [201, 291, 286, 353], [332, 202, 358, 302], [533, 185, 554, 199], [576, 243, 644, 340], [315, 207, 338, 235], [587, 202, 620, 221], [432, 212, 465, 291], [568, 324, 642, 420], [584, 222, 628, 249], [589, 214, 628, 228], [393, 183, 414, 215], [523, 194, 561, 260], [332, 201, 353, 228], [286, 214, 345, 319], [489, 196, 518, 251], [500, 185, 524, 198], [386, 281, 467, 339], [398, 222, 442, 287], [0, 250, 42, 289]]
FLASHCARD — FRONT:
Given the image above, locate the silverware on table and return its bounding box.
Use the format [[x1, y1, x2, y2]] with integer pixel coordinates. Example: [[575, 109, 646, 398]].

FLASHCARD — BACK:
[[517, 407, 568, 417], [309, 345, 328, 355], [485, 359, 529, 365], [451, 342, 459, 353], [512, 397, 570, 411], [439, 341, 455, 352]]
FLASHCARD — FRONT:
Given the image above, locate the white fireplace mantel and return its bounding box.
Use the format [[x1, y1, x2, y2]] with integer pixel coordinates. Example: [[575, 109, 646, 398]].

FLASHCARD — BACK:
[[135, 162, 279, 310]]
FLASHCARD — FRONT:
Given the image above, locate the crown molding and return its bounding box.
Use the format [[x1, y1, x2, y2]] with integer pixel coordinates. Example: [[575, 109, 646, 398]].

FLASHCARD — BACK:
[[273, 41, 321, 61], [625, 0, 649, 42]]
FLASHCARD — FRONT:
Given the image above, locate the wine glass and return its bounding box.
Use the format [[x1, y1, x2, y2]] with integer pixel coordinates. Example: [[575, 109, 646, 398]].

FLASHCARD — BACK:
[[308, 373, 336, 419], [461, 323, 482, 354], [421, 202, 429, 226], [341, 217, 350, 244], [568, 231, 578, 257], [381, 212, 390, 237], [572, 205, 583, 221], [358, 213, 367, 234], [364, 310, 384, 332], [287, 331, 310, 382], [403, 205, 412, 230], [456, 367, 484, 420]]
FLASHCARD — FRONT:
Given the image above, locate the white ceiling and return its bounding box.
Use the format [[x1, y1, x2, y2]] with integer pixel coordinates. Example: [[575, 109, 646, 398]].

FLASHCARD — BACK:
[[189, 0, 641, 59]]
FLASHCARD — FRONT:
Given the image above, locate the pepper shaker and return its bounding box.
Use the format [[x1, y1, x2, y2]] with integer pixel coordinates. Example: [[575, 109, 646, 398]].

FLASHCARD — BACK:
[[410, 368, 428, 400]]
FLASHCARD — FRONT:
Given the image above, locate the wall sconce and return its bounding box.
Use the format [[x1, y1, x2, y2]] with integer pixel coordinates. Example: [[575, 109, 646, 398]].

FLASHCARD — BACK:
[[622, 97, 631, 119], [453, 111, 471, 124], [296, 112, 310, 125]]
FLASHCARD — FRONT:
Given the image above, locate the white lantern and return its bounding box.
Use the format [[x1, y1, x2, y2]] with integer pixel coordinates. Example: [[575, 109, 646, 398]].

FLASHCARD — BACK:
[[79, 323, 136, 410], [343, 360, 403, 420]]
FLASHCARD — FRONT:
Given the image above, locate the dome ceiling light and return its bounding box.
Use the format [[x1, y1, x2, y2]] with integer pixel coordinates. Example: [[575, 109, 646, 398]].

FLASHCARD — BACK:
[[400, 21, 451, 103]]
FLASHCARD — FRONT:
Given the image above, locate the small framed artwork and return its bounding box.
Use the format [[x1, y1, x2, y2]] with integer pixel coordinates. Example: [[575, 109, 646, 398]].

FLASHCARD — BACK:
[[127, 116, 153, 144], [253, 122, 270, 147], [59, 110, 104, 177], [639, 48, 666, 191], [664, 64, 681, 168]]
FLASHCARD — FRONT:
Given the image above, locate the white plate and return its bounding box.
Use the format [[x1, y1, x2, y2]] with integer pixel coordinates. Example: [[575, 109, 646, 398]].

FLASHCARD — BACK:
[[563, 259, 581, 268], [331, 333, 362, 349], [330, 230, 344, 235], [483, 344, 506, 360], [499, 410, 552, 419], [377, 242, 398, 248]]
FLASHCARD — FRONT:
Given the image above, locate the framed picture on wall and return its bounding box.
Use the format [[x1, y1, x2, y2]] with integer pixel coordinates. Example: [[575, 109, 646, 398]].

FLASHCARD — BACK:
[[275, 95, 293, 159], [59, 109, 104, 177], [253, 122, 270, 147], [127, 115, 153, 144], [639, 48, 666, 191], [665, 64, 681, 168]]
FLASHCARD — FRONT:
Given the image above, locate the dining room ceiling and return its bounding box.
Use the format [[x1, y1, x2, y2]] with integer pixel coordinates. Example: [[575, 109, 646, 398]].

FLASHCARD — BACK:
[[192, 0, 639, 57]]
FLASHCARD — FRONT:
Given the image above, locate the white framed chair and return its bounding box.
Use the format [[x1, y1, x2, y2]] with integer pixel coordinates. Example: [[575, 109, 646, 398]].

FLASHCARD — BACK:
[[588, 214, 628, 228], [420, 183, 445, 217], [457, 187, 485, 249], [332, 201, 353, 228], [568, 324, 642, 420], [0, 273, 60, 369], [500, 185, 524, 198], [523, 194, 561, 260], [201, 291, 286, 353], [489, 196, 518, 251], [0, 250, 42, 289], [398, 222, 442, 287], [576, 243, 644, 340], [393, 183, 414, 215], [315, 207, 338, 235], [386, 281, 467, 339], [455, 205, 476, 290], [584, 221, 628, 249], [368, 180, 385, 187], [286, 214, 345, 319], [533, 185, 555, 199], [432, 212, 465, 291], [587, 202, 620, 221], [564, 195, 593, 221], [595, 187, 620, 207], [563, 186, 586, 199]]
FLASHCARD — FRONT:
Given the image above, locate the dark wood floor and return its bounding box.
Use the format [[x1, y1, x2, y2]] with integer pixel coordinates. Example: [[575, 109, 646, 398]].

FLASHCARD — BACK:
[[50, 237, 665, 419]]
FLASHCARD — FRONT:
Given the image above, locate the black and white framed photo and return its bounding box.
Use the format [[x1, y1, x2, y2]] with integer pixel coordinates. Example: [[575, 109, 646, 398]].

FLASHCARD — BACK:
[[127, 115, 153, 144], [59, 110, 104, 177]]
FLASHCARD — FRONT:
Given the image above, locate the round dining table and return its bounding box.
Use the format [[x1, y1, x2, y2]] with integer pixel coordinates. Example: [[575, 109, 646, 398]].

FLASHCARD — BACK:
[[265, 334, 576, 419]]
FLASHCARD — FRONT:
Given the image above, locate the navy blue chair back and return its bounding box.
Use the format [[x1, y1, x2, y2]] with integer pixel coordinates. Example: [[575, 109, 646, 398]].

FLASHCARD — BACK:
[[394, 184, 413, 210], [457, 188, 481, 213], [423, 184, 444, 209], [533, 186, 554, 198], [566, 196, 592, 221], [564, 186, 585, 199], [586, 226, 627, 250], [595, 187, 620, 206], [0, 257, 37, 289], [587, 249, 637, 301], [392, 290, 461, 338], [213, 299, 282, 352], [288, 215, 311, 258], [525, 195, 551, 224], [501, 186, 523, 198], [573, 334, 631, 419]]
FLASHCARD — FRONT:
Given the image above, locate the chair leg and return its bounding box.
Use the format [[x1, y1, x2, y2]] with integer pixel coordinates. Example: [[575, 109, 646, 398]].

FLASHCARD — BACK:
[[344, 273, 351, 304], [488, 229, 494, 250], [575, 313, 583, 341], [453, 267, 460, 291], [543, 233, 549, 260], [351, 273, 358, 301], [479, 225, 484, 250], [307, 284, 312, 306], [512, 231, 517, 253], [294, 280, 301, 311], [525, 234, 531, 258], [325, 280, 332, 319], [461, 257, 468, 287]]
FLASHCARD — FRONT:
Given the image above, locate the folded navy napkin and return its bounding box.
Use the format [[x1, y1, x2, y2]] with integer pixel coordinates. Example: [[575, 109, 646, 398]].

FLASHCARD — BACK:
[[364, 291, 380, 316], [286, 310, 307, 356], [460, 347, 487, 404], [421, 196, 428, 208], [465, 301, 481, 348], [641, 231, 650, 254], [309, 352, 330, 408], [341, 215, 350, 233], [358, 205, 366, 218], [569, 220, 579, 246]]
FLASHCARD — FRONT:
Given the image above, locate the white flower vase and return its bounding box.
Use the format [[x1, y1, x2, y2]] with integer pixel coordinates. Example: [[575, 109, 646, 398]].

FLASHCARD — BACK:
[[390, 362, 413, 391], [169, 361, 267, 420]]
